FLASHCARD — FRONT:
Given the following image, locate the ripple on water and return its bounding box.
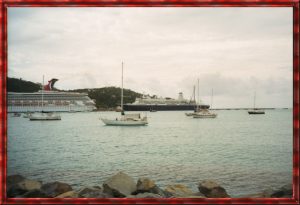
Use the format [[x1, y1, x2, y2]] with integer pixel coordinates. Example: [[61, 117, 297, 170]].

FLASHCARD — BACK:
[[8, 110, 293, 197]]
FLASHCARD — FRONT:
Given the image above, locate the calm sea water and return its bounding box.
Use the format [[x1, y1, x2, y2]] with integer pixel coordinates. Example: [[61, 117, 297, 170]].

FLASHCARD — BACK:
[[8, 109, 293, 197]]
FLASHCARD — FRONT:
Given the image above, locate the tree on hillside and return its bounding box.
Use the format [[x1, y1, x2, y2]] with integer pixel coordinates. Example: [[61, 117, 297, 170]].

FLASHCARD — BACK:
[[71, 87, 142, 108], [7, 77, 41, 92]]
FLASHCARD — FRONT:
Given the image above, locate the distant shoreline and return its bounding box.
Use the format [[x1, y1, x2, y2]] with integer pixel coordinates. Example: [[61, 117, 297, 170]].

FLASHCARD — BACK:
[[95, 107, 291, 111]]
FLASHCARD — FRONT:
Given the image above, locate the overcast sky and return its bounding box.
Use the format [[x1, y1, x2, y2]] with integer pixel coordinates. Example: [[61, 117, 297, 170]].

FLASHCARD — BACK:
[[8, 7, 293, 108]]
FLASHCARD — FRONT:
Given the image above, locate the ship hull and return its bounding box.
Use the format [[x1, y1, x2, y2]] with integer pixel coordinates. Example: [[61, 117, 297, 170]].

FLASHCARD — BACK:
[[123, 104, 209, 111], [248, 110, 265, 114]]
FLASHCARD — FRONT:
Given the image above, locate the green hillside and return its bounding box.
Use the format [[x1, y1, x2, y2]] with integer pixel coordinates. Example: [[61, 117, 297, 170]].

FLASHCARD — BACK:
[[71, 87, 142, 109], [7, 77, 41, 93]]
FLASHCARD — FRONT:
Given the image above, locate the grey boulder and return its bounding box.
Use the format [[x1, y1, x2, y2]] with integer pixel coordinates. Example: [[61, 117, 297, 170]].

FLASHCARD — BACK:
[[198, 180, 230, 198], [271, 184, 292, 198], [21, 189, 50, 198], [7, 175, 26, 190], [127, 192, 163, 198], [103, 172, 137, 197], [7, 178, 42, 198], [78, 186, 111, 198], [41, 181, 73, 197], [164, 184, 194, 197]]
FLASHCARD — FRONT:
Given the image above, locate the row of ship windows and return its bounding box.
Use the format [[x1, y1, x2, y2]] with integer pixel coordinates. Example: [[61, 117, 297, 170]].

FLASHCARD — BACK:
[[9, 103, 71, 106], [9, 100, 77, 103], [8, 98, 91, 101], [8, 100, 95, 104], [8, 101, 94, 105]]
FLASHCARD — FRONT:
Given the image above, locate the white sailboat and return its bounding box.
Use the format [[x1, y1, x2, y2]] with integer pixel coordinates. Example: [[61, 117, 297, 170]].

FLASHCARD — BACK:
[[193, 80, 217, 119], [29, 76, 61, 121], [101, 62, 148, 126], [248, 91, 265, 114]]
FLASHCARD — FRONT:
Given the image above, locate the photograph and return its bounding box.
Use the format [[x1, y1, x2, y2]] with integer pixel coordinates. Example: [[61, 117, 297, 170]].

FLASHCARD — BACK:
[[3, 3, 297, 202]]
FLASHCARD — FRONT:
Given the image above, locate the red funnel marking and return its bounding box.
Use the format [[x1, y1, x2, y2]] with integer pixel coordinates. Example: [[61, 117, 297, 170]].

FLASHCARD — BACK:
[[44, 78, 58, 91]]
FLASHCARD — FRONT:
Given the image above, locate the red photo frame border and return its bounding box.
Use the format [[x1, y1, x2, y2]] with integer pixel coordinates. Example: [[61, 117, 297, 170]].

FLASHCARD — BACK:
[[0, 0, 299, 204]]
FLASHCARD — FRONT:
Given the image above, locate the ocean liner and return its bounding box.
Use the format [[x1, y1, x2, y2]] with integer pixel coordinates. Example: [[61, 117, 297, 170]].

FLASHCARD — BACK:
[[123, 92, 209, 111], [7, 79, 96, 113]]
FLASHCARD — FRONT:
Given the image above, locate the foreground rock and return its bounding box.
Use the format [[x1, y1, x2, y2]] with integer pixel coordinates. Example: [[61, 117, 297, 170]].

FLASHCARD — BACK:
[[7, 175, 26, 190], [198, 180, 230, 198], [191, 192, 205, 197], [136, 178, 156, 193], [55, 191, 78, 198], [78, 186, 111, 198], [103, 172, 136, 197], [21, 189, 50, 198], [271, 184, 292, 197], [7, 185, 28, 198], [8, 174, 291, 198], [243, 184, 293, 198], [41, 181, 73, 197], [17, 179, 42, 191], [127, 192, 163, 198], [133, 178, 172, 197], [7, 177, 42, 198], [165, 184, 194, 197]]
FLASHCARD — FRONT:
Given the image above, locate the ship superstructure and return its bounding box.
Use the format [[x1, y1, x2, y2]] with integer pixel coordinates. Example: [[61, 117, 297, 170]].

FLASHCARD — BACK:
[[123, 92, 209, 111]]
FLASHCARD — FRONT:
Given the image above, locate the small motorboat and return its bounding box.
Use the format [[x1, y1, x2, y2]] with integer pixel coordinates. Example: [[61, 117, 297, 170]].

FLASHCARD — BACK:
[[29, 112, 61, 121], [12, 113, 21, 117], [248, 109, 265, 114]]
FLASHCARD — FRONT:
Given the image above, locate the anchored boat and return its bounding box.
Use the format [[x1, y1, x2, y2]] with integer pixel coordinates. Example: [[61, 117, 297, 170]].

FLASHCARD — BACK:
[[101, 113, 147, 126], [187, 79, 217, 118], [29, 76, 61, 121], [248, 92, 265, 115], [101, 62, 148, 126], [29, 112, 61, 121], [193, 109, 217, 118]]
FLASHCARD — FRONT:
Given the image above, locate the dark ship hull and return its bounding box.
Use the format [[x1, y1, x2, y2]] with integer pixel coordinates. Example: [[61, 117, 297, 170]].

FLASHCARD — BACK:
[[123, 104, 210, 111], [248, 110, 265, 114]]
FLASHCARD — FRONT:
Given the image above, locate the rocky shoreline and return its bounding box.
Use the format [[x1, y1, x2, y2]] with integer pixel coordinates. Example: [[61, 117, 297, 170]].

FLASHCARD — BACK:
[[7, 172, 292, 198]]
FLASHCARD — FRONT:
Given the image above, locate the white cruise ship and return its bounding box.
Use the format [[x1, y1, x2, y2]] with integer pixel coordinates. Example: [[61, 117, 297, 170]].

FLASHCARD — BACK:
[[7, 79, 97, 113]]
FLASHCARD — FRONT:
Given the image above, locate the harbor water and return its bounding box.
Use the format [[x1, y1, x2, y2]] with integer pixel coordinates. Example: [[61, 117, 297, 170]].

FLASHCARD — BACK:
[[8, 109, 293, 197]]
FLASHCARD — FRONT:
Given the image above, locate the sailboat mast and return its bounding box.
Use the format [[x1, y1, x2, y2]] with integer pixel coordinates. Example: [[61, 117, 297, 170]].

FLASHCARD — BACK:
[[42, 75, 44, 111], [193, 85, 196, 103], [253, 91, 256, 109], [211, 88, 213, 109], [197, 79, 199, 110], [121, 62, 124, 114]]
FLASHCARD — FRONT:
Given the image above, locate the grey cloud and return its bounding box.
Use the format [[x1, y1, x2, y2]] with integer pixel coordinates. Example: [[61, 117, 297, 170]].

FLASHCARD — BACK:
[[179, 73, 292, 108], [8, 7, 293, 108]]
